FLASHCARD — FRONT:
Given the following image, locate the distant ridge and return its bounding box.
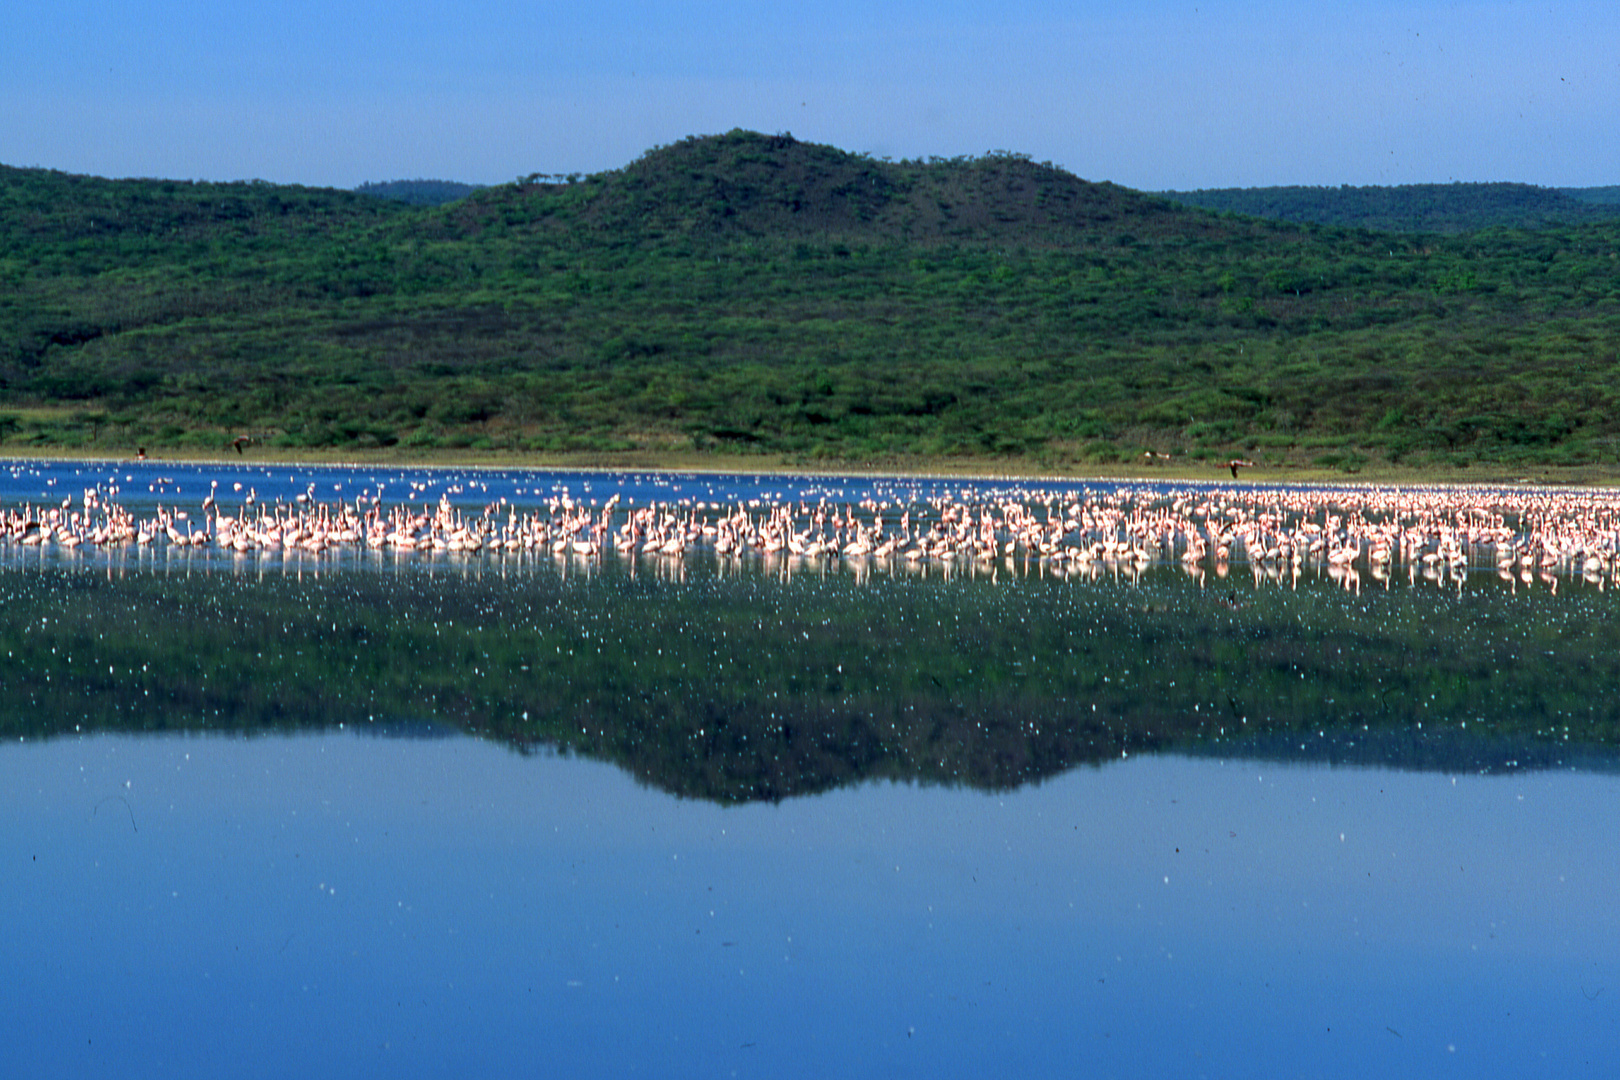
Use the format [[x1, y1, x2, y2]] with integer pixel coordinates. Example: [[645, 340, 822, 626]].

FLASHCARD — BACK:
[[1561, 186, 1620, 206], [355, 179, 483, 206], [1157, 182, 1620, 233]]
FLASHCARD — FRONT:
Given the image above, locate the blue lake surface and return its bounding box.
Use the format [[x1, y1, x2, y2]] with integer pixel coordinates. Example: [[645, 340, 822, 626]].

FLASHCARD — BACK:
[[6, 733, 1619, 1080], [1, 456, 1067, 508], [4, 459, 1620, 1077]]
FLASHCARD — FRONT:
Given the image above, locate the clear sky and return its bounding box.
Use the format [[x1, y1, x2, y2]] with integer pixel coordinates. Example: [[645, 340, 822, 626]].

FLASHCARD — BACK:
[[2, 1, 1614, 190]]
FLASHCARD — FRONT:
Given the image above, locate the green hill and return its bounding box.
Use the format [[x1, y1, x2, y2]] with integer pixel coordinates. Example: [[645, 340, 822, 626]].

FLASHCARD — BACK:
[[3, 130, 1619, 473], [452, 133, 1207, 245]]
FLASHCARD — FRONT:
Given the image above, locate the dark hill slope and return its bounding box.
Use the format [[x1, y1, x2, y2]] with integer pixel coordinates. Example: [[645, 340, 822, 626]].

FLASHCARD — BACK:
[[0, 164, 404, 253]]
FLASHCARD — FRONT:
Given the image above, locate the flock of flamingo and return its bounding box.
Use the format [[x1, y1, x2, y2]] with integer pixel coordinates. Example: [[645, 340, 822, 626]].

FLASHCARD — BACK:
[[5, 474, 1620, 588]]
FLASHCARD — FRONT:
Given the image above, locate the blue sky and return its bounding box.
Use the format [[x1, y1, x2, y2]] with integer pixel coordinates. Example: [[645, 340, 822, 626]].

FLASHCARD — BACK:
[[2, 1, 1614, 190]]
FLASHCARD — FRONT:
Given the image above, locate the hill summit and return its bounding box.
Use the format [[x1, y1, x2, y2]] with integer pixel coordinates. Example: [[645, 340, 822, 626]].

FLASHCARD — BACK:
[[442, 129, 1212, 247]]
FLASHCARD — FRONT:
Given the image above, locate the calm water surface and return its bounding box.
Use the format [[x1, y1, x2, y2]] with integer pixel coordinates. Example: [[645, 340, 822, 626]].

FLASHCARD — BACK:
[[4, 461, 1619, 1078], [6, 735, 1616, 1079]]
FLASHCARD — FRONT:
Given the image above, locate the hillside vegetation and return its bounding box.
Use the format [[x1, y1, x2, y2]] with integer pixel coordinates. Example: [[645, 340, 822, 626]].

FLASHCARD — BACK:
[[3, 130, 1619, 473]]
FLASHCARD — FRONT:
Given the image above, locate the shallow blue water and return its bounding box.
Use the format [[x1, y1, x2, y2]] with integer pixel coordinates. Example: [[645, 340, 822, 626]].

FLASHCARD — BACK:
[[1, 457, 1070, 509], [1, 455, 1395, 515]]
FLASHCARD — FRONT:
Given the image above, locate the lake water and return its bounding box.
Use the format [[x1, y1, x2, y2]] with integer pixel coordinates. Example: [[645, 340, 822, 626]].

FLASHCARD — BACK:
[[3, 461, 1619, 1077]]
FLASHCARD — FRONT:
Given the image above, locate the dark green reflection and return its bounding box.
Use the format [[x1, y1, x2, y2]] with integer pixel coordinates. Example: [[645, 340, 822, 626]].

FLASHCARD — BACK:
[[4, 557, 1618, 800]]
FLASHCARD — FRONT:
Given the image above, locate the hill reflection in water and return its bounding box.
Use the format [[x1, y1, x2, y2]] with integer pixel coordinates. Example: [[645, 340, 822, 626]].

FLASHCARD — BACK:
[[4, 546, 1618, 796]]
